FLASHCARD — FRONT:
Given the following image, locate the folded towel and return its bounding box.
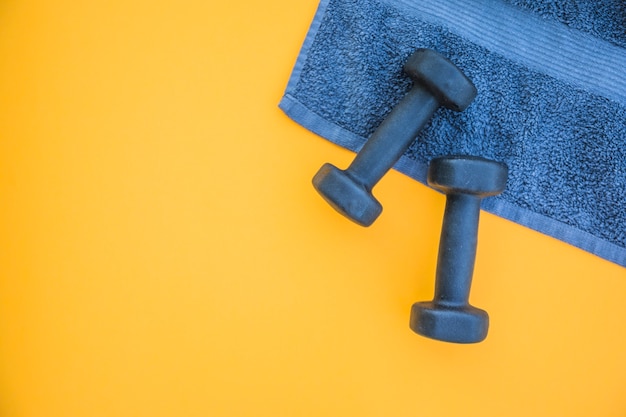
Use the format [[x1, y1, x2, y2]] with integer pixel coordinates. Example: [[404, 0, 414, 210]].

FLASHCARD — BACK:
[[279, 0, 626, 267]]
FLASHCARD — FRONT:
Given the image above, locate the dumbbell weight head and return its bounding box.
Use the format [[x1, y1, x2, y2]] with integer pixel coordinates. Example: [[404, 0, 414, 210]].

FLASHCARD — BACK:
[[427, 156, 509, 196], [404, 48, 477, 112], [410, 303, 489, 344], [312, 163, 382, 227]]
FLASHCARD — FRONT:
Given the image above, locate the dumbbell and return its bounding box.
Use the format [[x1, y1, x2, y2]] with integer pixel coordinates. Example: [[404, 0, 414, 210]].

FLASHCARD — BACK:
[[312, 48, 477, 226], [410, 156, 508, 343]]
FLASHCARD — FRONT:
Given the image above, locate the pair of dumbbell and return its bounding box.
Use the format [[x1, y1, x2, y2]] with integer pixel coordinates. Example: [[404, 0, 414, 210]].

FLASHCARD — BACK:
[[312, 49, 508, 344]]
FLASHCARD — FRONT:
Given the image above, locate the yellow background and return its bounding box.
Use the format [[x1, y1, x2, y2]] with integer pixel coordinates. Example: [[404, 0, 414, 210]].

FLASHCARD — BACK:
[[0, 1, 624, 416]]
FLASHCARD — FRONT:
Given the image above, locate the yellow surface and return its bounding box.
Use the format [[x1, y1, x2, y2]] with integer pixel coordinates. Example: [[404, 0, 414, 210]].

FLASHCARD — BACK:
[[0, 1, 624, 416]]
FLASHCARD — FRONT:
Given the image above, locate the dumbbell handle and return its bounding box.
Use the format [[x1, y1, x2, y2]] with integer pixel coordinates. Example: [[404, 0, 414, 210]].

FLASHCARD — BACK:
[[434, 193, 481, 306], [347, 87, 439, 188]]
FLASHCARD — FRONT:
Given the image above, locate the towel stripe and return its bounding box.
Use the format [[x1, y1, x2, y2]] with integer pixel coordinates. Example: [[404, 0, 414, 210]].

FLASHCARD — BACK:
[[389, 0, 626, 105]]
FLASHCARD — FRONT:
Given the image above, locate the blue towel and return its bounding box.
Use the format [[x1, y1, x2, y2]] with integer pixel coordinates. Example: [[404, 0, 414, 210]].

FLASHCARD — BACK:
[[279, 0, 626, 267]]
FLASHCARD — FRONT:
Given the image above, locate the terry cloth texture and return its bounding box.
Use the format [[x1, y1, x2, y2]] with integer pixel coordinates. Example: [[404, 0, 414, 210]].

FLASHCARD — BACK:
[[279, 0, 626, 267]]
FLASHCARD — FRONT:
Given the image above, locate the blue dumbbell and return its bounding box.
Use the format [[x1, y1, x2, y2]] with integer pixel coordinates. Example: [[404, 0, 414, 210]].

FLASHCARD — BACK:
[[410, 156, 508, 343], [312, 49, 477, 226]]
